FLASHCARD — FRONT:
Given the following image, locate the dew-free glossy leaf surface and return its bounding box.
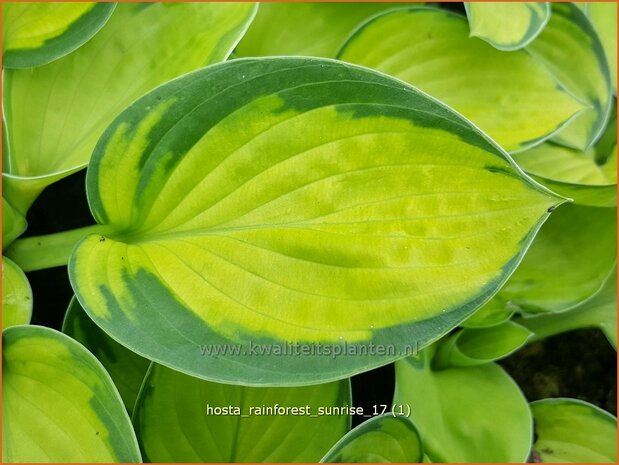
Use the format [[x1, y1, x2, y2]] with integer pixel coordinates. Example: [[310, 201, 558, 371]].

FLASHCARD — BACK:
[[485, 203, 616, 314], [320, 415, 423, 463], [62, 297, 150, 414], [588, 2, 617, 93], [69, 57, 561, 385], [394, 349, 532, 462], [2, 2, 257, 214], [531, 399, 617, 463], [2, 325, 141, 463], [133, 363, 350, 462], [513, 143, 616, 207], [337, 7, 583, 153], [433, 321, 532, 369], [2, 197, 26, 250], [1, 257, 32, 329], [2, 2, 115, 68], [465, 2, 550, 51], [528, 3, 612, 150], [236, 3, 409, 58], [461, 298, 516, 328], [519, 268, 617, 349]]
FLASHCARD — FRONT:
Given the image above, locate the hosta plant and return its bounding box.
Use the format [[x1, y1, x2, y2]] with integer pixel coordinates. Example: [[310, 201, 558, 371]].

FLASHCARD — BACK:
[[1, 1, 617, 463]]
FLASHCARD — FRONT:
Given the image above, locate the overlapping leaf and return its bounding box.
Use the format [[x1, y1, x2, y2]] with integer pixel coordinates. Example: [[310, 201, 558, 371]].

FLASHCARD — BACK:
[[519, 268, 617, 349], [2, 2, 115, 68], [2, 257, 32, 329], [512, 142, 616, 207], [531, 399, 617, 463], [62, 297, 150, 414], [394, 349, 532, 462], [133, 363, 350, 462], [2, 2, 258, 214], [2, 197, 26, 250], [484, 203, 616, 315], [433, 321, 533, 369], [465, 2, 550, 51], [321, 416, 423, 463], [236, 3, 410, 58], [69, 57, 562, 385], [337, 7, 584, 152], [587, 3, 617, 93], [528, 3, 612, 150], [2, 326, 141, 462]]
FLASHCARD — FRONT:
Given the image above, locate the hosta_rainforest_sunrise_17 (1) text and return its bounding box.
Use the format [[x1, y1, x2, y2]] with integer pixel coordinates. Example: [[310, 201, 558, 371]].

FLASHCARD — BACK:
[[1, 1, 617, 463]]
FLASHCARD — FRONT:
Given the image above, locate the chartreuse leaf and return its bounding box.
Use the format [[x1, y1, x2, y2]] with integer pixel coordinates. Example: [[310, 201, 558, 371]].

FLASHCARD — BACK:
[[320, 415, 423, 463], [2, 257, 32, 328], [236, 3, 410, 58], [464, 2, 550, 51], [2, 197, 26, 250], [2, 2, 115, 68], [2, 325, 141, 462], [394, 348, 532, 462], [485, 203, 616, 315], [2, 2, 257, 214], [587, 3, 617, 93], [518, 268, 617, 349], [433, 321, 533, 369], [512, 143, 616, 207], [337, 7, 584, 153], [62, 297, 150, 414], [528, 3, 612, 151], [69, 57, 563, 385], [602, 145, 617, 182], [531, 399, 617, 463], [133, 363, 350, 462], [461, 298, 516, 328]]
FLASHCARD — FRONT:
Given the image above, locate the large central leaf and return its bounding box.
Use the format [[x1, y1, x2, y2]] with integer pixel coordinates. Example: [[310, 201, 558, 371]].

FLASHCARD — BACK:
[[69, 57, 562, 385]]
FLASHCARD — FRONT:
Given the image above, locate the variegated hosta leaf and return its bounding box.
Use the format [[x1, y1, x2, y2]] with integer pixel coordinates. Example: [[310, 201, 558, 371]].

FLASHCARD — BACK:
[[587, 2, 617, 93], [518, 268, 617, 349], [433, 321, 533, 369], [394, 349, 532, 462], [2, 2, 258, 214], [527, 3, 612, 151], [2, 326, 142, 462], [133, 363, 350, 462], [2, 2, 115, 68], [2, 197, 26, 250], [2, 257, 32, 329], [486, 203, 616, 315], [464, 2, 550, 51], [70, 57, 562, 385], [337, 7, 584, 153], [236, 3, 411, 58], [531, 399, 617, 463], [320, 416, 423, 463], [62, 297, 150, 415], [512, 143, 616, 207]]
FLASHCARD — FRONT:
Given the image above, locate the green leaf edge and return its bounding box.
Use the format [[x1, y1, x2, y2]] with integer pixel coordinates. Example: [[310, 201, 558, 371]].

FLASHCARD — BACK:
[[545, 3, 614, 151], [3, 3, 117, 69], [433, 321, 534, 369], [464, 2, 551, 52], [2, 324, 143, 462], [336, 5, 588, 155], [68, 56, 569, 386], [1, 2, 259, 214], [131, 361, 353, 462], [319, 415, 423, 463]]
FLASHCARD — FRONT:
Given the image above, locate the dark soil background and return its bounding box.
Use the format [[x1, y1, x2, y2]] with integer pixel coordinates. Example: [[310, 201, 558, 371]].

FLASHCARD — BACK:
[[23, 168, 617, 427]]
